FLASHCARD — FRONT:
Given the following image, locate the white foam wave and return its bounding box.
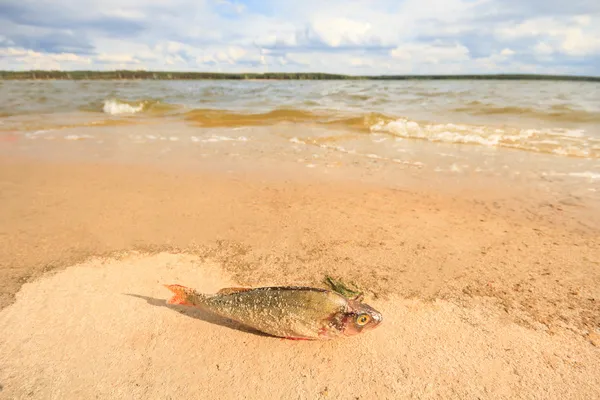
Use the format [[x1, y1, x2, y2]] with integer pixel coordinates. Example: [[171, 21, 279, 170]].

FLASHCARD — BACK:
[[569, 171, 600, 180], [103, 99, 145, 115], [554, 129, 586, 138], [191, 135, 248, 143], [393, 159, 424, 167], [552, 147, 591, 158], [369, 117, 597, 159], [542, 171, 600, 181], [310, 141, 423, 168], [25, 130, 53, 139], [535, 139, 560, 145], [450, 163, 462, 172], [64, 134, 94, 140]]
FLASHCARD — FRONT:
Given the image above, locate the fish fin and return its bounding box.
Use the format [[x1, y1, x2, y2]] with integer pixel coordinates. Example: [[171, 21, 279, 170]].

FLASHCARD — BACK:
[[217, 287, 253, 295], [163, 284, 196, 305]]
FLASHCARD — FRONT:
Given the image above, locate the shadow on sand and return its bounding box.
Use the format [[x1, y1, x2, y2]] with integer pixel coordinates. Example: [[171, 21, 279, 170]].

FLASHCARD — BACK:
[[124, 293, 272, 338]]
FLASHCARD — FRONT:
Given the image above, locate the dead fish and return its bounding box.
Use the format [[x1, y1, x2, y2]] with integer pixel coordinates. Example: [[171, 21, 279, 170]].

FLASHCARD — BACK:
[[164, 284, 383, 340]]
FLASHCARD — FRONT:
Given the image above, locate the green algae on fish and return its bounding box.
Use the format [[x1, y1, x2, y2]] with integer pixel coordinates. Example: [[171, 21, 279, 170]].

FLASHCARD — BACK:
[[323, 275, 364, 300], [164, 284, 382, 340]]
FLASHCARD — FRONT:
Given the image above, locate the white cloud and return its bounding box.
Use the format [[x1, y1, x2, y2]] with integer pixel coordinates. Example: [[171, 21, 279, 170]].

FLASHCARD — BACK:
[[227, 46, 247, 61], [496, 18, 564, 40], [0, 47, 92, 70], [561, 28, 600, 56], [194, 45, 261, 67], [350, 57, 374, 67], [390, 43, 470, 64], [496, 16, 600, 57], [573, 15, 591, 26], [216, 0, 246, 14], [96, 54, 139, 63], [102, 8, 146, 20], [0, 0, 599, 74], [285, 53, 311, 66], [534, 42, 554, 56], [311, 17, 373, 47]]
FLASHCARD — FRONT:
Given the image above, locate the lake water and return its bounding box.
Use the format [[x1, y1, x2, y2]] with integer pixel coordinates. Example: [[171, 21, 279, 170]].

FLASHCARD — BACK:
[[1, 79, 599, 203]]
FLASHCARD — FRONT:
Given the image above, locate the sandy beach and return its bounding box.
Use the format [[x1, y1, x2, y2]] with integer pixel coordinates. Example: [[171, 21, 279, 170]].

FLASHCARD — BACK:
[[2, 0, 600, 395], [0, 154, 599, 399]]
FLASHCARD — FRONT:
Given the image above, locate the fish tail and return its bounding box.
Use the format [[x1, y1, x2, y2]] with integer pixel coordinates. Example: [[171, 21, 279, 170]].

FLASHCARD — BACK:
[[163, 284, 201, 306]]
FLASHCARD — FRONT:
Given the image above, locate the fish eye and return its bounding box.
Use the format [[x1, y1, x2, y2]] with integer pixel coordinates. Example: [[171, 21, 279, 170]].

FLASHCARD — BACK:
[[356, 314, 371, 326]]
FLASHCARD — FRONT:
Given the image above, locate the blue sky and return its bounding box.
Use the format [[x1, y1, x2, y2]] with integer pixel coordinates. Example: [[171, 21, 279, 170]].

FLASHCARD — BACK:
[[1, 0, 599, 75]]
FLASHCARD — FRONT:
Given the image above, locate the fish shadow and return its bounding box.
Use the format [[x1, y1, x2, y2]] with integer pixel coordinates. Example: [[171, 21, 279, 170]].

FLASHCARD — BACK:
[[124, 293, 272, 338]]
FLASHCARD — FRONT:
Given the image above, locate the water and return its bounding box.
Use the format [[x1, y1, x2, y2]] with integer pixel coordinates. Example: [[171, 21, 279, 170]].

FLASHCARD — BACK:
[[2, 80, 600, 122], [1, 79, 599, 202]]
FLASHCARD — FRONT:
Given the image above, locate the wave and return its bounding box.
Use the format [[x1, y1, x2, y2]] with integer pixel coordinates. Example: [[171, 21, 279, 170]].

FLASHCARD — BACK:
[[35, 101, 593, 160], [97, 95, 599, 126], [452, 101, 600, 124], [103, 99, 146, 115], [542, 171, 600, 180], [101, 99, 179, 115], [185, 108, 317, 127], [180, 108, 599, 159], [184, 109, 397, 131], [569, 171, 600, 180], [369, 117, 599, 159]]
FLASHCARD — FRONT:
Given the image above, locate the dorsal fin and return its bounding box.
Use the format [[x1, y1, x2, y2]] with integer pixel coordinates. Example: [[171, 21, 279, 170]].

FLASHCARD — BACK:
[[217, 287, 254, 295], [352, 293, 364, 302]]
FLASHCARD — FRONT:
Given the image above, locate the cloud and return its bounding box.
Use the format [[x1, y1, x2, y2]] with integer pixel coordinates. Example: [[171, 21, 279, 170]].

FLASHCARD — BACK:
[[0, 0, 598, 74], [493, 15, 600, 57], [0, 47, 92, 70], [561, 28, 600, 56], [95, 53, 139, 64], [310, 17, 374, 47], [534, 42, 555, 56], [390, 43, 470, 64], [216, 0, 246, 14]]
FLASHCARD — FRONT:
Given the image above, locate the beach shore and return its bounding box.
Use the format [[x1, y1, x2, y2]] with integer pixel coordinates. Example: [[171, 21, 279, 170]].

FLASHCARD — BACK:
[[0, 154, 599, 399]]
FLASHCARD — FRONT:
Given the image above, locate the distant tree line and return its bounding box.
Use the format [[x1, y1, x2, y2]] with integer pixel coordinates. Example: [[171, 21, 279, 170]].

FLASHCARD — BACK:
[[0, 70, 599, 82]]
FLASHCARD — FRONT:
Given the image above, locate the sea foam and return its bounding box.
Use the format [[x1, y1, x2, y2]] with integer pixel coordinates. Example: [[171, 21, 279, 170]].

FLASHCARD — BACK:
[[369, 117, 598, 159], [103, 99, 145, 115]]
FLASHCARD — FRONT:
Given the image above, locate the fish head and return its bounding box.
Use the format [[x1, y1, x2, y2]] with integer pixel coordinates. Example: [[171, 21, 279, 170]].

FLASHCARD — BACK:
[[338, 299, 383, 336]]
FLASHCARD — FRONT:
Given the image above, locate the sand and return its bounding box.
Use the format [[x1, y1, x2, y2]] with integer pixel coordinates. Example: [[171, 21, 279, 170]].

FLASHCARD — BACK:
[[1, 252, 600, 399], [0, 156, 599, 399]]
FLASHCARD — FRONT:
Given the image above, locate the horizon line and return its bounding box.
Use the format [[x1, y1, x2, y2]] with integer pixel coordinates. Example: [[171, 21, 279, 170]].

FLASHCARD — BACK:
[[1, 70, 599, 81]]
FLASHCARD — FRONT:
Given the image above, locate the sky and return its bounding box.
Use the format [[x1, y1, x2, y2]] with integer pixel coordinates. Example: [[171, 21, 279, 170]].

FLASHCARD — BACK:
[[1, 0, 599, 75]]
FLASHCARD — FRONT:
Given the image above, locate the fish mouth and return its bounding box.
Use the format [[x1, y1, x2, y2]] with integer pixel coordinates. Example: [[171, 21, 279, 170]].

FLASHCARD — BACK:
[[372, 312, 383, 325]]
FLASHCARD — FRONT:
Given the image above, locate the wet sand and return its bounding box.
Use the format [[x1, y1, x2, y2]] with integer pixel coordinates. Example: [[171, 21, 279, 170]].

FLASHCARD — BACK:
[[0, 155, 599, 399]]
